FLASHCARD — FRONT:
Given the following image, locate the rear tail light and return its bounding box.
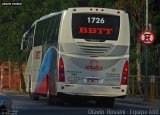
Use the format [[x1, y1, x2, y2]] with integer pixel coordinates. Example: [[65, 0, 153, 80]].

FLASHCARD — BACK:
[[121, 60, 129, 85], [58, 57, 65, 82]]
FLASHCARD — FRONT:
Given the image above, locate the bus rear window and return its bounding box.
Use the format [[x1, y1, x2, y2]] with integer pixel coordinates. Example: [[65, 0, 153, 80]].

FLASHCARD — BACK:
[[72, 13, 120, 41]]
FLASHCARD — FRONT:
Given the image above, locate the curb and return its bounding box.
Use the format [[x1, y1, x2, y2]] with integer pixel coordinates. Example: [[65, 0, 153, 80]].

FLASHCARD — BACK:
[[116, 97, 160, 107], [2, 89, 28, 96]]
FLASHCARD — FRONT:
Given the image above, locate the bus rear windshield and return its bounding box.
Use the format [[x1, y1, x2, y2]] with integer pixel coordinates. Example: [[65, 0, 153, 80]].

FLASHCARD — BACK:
[[72, 13, 120, 41]]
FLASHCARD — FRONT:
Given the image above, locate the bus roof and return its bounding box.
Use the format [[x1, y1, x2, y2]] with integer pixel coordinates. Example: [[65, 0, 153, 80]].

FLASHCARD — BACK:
[[30, 7, 126, 28], [31, 11, 63, 27]]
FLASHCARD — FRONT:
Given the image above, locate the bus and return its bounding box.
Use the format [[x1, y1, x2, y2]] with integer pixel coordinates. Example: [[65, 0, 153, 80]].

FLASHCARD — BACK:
[[21, 7, 130, 107]]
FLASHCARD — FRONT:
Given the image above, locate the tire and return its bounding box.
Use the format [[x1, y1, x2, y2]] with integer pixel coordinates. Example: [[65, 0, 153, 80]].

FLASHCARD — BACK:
[[28, 87, 39, 100], [47, 93, 64, 105], [32, 96, 39, 100], [28, 76, 39, 101], [47, 85, 65, 105], [47, 91, 54, 105], [29, 93, 39, 100], [54, 97, 64, 105], [96, 97, 115, 108]]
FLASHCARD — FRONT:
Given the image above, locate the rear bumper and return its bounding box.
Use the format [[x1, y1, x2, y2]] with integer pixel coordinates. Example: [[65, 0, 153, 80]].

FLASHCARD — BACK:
[[56, 82, 127, 98], [57, 92, 126, 101]]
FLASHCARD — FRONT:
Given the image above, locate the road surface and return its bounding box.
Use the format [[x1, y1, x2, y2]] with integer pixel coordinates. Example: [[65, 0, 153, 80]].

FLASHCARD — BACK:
[[3, 95, 160, 115]]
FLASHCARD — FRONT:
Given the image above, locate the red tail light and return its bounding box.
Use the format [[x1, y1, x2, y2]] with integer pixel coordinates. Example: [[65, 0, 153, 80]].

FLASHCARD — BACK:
[[58, 57, 65, 82], [121, 60, 129, 85]]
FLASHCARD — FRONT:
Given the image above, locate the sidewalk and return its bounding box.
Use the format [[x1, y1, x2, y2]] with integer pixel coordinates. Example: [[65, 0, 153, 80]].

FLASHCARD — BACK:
[[116, 96, 160, 109], [1, 88, 28, 96]]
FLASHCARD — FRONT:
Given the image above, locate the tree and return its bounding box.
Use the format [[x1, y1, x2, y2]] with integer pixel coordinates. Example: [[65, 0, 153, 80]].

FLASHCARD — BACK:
[[114, 0, 145, 78], [114, 0, 160, 76]]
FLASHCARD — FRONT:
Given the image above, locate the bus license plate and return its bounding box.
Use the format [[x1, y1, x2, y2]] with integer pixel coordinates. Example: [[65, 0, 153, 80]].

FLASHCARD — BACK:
[[87, 78, 98, 83], [83, 78, 102, 84]]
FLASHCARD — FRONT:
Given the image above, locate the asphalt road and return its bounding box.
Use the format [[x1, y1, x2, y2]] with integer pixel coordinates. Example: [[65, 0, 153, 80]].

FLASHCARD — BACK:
[[4, 95, 160, 115]]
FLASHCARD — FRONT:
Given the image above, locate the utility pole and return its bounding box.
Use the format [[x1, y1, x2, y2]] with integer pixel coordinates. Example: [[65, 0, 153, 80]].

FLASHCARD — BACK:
[[144, 0, 149, 101]]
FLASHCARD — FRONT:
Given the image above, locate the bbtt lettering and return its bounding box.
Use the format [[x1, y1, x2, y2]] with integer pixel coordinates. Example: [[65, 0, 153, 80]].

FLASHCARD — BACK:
[[79, 27, 112, 35]]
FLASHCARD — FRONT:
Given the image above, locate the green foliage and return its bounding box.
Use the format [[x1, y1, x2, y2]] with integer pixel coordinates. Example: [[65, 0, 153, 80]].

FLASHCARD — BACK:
[[0, 0, 113, 64], [0, 0, 159, 75], [114, 0, 160, 75], [129, 48, 137, 74]]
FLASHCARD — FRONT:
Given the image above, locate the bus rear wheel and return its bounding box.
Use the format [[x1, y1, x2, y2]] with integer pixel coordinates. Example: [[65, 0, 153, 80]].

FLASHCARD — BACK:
[[96, 97, 115, 108], [47, 91, 54, 105], [47, 94, 64, 105], [29, 93, 39, 100]]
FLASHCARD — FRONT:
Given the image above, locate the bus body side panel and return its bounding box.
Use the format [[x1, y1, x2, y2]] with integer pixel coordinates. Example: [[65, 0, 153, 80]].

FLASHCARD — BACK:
[[34, 44, 58, 95], [29, 12, 62, 95], [30, 46, 42, 93], [25, 50, 33, 92]]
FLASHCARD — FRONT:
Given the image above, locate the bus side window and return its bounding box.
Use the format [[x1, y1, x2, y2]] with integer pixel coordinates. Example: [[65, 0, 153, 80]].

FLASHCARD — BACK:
[[21, 32, 29, 50], [48, 14, 61, 43], [28, 26, 35, 50], [34, 14, 62, 46], [46, 18, 53, 43], [21, 26, 35, 50], [43, 18, 50, 44], [34, 22, 42, 46]]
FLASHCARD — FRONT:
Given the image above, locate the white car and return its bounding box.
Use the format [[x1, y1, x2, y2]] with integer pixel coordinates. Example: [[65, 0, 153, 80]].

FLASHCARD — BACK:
[[0, 93, 12, 112]]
